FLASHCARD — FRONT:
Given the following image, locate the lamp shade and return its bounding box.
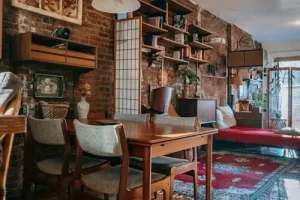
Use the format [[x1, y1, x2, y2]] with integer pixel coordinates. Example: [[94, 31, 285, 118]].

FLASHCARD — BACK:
[[231, 75, 243, 86], [92, 0, 141, 13]]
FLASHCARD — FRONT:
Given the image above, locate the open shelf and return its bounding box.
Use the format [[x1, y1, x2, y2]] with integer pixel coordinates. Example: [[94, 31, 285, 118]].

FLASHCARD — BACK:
[[189, 41, 213, 50], [162, 23, 189, 35], [188, 24, 212, 36], [163, 56, 189, 65], [142, 22, 168, 35], [188, 57, 208, 64], [152, 0, 193, 15], [201, 75, 226, 79], [158, 37, 188, 48], [142, 44, 162, 53], [137, 0, 167, 16]]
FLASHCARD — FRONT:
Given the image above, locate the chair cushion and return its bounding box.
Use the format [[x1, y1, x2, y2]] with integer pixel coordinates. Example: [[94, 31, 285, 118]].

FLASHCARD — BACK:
[[81, 165, 166, 194], [130, 156, 191, 172], [37, 155, 107, 175]]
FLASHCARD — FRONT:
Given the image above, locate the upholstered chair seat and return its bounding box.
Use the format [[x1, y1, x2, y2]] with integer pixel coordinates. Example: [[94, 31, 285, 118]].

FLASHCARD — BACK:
[[130, 156, 191, 174], [82, 165, 166, 194], [37, 155, 107, 175]]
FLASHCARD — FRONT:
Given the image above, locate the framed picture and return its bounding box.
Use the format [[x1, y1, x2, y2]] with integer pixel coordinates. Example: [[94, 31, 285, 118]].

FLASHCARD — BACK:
[[12, 0, 83, 25], [33, 74, 64, 98]]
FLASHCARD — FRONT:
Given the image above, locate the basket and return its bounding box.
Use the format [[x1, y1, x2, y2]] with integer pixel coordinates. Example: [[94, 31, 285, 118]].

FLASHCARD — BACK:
[[40, 102, 69, 119]]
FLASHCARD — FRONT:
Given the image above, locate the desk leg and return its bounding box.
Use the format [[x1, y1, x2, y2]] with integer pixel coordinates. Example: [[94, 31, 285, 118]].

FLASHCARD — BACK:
[[206, 135, 213, 200], [143, 147, 152, 200]]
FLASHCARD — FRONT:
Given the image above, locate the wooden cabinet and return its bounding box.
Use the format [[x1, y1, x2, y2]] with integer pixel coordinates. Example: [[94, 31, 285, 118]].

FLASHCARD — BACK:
[[176, 99, 217, 124], [234, 112, 262, 128], [227, 49, 263, 68], [12, 32, 97, 69]]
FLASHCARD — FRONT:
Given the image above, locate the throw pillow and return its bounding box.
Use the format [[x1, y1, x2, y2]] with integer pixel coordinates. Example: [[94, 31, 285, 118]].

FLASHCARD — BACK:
[[216, 109, 229, 129], [218, 105, 237, 128]]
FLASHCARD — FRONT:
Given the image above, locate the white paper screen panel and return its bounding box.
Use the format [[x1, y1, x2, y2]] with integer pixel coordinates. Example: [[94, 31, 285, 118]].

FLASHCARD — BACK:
[[115, 18, 141, 114]]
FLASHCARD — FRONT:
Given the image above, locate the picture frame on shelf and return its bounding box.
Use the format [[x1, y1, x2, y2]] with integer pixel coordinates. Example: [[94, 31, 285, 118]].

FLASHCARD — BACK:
[[33, 74, 64, 98]]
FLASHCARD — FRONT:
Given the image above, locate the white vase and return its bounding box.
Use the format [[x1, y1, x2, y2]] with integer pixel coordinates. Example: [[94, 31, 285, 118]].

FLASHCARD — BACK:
[[77, 96, 90, 119]]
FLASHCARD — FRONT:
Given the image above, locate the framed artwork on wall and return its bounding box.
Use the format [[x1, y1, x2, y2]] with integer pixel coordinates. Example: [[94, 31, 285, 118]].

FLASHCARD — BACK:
[[33, 74, 64, 98], [11, 0, 83, 25]]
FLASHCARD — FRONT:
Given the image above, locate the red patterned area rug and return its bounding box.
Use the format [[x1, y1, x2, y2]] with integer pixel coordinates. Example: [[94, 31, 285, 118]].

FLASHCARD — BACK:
[[174, 150, 300, 200]]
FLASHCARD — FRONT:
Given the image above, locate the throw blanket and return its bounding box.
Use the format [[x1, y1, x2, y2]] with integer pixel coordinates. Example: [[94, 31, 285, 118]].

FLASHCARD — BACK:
[[0, 72, 22, 112]]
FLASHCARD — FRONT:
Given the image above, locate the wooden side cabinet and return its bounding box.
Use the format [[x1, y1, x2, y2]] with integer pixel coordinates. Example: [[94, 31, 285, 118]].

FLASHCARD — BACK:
[[12, 32, 97, 69], [176, 99, 217, 124], [227, 49, 263, 68]]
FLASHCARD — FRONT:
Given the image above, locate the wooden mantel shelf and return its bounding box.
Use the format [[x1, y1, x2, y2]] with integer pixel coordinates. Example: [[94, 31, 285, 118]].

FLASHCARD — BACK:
[[12, 32, 97, 69]]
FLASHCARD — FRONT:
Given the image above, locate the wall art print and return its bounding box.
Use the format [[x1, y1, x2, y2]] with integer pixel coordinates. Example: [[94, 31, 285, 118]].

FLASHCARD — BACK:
[[34, 74, 64, 98], [12, 0, 83, 25]]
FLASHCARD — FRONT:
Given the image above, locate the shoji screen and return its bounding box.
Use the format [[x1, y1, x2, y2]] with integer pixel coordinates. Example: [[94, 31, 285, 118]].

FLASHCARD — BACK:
[[114, 17, 142, 114]]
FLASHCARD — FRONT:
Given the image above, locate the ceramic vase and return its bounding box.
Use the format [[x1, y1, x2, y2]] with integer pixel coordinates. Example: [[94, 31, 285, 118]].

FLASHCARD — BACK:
[[183, 86, 189, 99], [77, 96, 90, 119]]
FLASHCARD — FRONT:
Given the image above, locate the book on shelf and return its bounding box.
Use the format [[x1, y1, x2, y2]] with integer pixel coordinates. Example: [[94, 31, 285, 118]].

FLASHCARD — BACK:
[[148, 16, 163, 28]]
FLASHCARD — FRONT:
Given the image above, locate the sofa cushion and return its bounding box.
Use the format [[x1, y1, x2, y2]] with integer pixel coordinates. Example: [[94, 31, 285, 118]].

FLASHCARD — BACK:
[[217, 106, 237, 128], [216, 109, 229, 129]]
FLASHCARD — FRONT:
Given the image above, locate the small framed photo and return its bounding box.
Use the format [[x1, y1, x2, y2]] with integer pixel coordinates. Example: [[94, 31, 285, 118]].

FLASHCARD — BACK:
[[33, 74, 64, 98]]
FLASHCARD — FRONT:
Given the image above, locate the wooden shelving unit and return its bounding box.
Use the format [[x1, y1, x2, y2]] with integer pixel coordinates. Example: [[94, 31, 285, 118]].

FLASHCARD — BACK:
[[163, 56, 189, 65], [189, 41, 213, 50], [188, 24, 213, 36], [142, 44, 162, 53], [201, 75, 226, 79], [12, 32, 97, 69], [142, 22, 167, 35], [137, 0, 166, 16], [158, 38, 188, 48], [162, 23, 189, 35], [188, 57, 208, 64]]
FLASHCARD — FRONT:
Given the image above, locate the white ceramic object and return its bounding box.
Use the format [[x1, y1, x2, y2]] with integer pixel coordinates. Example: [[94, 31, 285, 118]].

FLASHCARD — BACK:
[[77, 96, 90, 119]]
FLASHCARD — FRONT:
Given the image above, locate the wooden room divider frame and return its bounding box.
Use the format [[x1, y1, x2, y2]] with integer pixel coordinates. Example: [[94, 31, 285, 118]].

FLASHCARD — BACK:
[[114, 17, 142, 114]]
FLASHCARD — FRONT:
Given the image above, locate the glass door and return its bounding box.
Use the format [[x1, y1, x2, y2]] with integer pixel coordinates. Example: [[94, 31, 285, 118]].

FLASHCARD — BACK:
[[267, 67, 290, 129], [291, 67, 300, 129]]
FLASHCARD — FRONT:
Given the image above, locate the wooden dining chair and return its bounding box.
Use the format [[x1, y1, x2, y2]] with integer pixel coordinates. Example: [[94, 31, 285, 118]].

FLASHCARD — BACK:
[[114, 113, 150, 122], [24, 117, 109, 200], [130, 115, 200, 200], [87, 112, 107, 120], [72, 120, 171, 200], [0, 91, 25, 200]]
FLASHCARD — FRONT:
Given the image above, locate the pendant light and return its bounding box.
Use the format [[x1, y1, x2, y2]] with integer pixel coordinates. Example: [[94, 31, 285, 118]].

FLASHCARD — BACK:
[[92, 0, 141, 13]]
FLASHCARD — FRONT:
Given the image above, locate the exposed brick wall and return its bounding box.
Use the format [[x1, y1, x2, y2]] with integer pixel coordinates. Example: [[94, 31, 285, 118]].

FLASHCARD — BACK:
[[1, 0, 114, 197]]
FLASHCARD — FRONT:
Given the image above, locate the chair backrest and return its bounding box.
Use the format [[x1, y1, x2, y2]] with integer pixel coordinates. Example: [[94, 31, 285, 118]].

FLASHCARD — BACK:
[[114, 113, 149, 123], [74, 120, 122, 157], [154, 115, 198, 127], [28, 117, 65, 145]]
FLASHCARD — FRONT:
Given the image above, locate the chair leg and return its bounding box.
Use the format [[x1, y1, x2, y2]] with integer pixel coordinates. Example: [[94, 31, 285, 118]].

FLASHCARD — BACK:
[[168, 175, 174, 200], [164, 188, 171, 200], [23, 181, 32, 200], [104, 194, 110, 200], [192, 170, 198, 200]]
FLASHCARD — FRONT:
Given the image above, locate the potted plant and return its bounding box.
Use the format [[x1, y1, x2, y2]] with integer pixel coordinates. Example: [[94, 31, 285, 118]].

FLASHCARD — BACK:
[[178, 67, 199, 98]]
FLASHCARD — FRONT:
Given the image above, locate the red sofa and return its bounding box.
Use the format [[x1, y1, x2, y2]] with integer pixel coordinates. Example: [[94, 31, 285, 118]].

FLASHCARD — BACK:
[[215, 126, 300, 149]]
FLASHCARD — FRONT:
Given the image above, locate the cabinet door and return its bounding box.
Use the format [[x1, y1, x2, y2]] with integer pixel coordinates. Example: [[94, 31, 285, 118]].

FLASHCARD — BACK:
[[227, 51, 245, 67], [245, 49, 263, 66]]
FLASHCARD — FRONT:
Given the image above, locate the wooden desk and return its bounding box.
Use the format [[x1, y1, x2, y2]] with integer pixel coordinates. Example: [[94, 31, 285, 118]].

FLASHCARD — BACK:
[[67, 119, 218, 200]]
